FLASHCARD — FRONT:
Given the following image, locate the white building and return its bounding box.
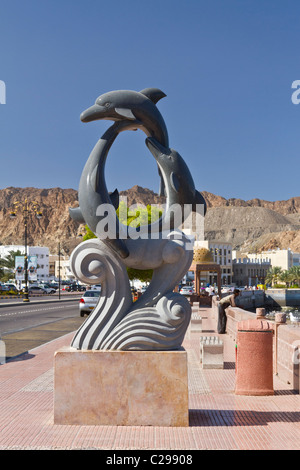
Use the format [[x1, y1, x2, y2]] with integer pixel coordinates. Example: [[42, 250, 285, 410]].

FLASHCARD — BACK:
[[0, 245, 49, 281], [49, 254, 75, 281], [232, 248, 300, 272]]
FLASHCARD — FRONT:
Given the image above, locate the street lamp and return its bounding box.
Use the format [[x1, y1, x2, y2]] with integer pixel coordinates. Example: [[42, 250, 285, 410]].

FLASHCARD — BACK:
[[9, 199, 43, 302]]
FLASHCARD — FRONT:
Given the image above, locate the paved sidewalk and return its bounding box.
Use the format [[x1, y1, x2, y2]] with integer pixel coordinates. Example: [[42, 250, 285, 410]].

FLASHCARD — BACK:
[[0, 306, 299, 450]]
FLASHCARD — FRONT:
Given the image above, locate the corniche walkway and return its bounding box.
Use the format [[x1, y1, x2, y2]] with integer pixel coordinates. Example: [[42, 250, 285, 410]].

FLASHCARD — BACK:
[[0, 306, 299, 451]]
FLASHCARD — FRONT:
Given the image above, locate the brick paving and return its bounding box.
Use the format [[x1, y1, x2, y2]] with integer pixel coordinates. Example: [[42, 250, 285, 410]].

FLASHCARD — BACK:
[[0, 306, 299, 450]]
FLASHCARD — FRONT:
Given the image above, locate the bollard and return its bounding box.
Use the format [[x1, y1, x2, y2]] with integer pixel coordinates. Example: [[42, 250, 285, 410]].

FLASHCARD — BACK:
[[235, 319, 274, 395], [191, 314, 202, 332], [256, 307, 266, 320], [200, 336, 224, 369]]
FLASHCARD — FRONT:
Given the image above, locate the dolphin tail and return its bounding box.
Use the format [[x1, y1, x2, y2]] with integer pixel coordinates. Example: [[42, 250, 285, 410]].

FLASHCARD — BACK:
[[139, 88, 166, 104], [69, 206, 86, 223], [192, 190, 207, 216], [109, 188, 120, 210]]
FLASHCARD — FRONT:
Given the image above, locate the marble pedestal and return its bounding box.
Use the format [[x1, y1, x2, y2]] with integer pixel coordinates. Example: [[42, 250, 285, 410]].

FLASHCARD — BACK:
[[54, 347, 189, 427]]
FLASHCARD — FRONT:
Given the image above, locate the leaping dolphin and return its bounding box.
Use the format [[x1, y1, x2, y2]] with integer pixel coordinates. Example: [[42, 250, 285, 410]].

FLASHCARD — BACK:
[[80, 88, 168, 148], [69, 88, 169, 258], [80, 87, 168, 197], [145, 137, 207, 216]]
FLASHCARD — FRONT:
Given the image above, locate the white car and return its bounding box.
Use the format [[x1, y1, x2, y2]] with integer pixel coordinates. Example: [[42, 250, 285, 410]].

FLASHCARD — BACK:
[[28, 285, 47, 294], [90, 284, 101, 291], [180, 286, 194, 296], [79, 290, 101, 316], [221, 286, 234, 294], [39, 284, 56, 294]]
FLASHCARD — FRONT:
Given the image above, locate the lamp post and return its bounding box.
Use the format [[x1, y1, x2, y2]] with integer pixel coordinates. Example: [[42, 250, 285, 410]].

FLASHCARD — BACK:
[[10, 199, 42, 302]]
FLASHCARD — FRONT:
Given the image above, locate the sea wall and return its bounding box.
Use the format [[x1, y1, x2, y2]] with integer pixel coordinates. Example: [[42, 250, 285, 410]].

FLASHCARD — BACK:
[[265, 288, 300, 307], [234, 289, 265, 309]]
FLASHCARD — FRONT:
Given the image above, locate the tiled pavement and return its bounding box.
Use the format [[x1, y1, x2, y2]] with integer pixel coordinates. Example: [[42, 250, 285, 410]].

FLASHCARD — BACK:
[[0, 307, 299, 450]]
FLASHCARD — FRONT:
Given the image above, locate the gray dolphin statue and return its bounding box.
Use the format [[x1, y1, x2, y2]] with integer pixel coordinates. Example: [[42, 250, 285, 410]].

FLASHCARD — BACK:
[[138, 137, 207, 234], [146, 137, 207, 213], [69, 88, 207, 259], [80, 88, 168, 147], [80, 87, 168, 197], [69, 88, 169, 258]]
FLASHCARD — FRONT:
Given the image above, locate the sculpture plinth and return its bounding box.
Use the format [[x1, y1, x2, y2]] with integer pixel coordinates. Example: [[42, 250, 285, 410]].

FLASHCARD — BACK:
[[54, 347, 189, 427]]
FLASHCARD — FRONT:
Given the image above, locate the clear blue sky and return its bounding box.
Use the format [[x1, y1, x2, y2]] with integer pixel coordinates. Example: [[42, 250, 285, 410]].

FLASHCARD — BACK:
[[0, 0, 299, 201]]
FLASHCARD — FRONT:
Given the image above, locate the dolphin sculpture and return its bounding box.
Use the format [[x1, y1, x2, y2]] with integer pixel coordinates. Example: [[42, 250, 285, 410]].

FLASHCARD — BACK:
[[69, 88, 206, 260], [69, 88, 170, 258], [145, 137, 207, 217], [80, 87, 169, 197], [80, 88, 169, 148], [69, 88, 208, 351]]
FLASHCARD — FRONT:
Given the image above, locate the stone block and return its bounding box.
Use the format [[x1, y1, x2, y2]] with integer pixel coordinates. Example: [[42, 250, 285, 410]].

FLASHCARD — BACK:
[[54, 347, 189, 426], [191, 314, 202, 332], [200, 336, 224, 369]]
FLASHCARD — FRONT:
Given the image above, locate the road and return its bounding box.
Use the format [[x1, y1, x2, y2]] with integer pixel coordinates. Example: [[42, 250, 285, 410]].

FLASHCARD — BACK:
[[0, 296, 85, 360], [0, 297, 81, 335]]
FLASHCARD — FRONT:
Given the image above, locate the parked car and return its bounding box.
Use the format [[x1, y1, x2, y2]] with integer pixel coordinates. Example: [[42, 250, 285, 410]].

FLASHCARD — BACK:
[[39, 284, 56, 294], [180, 286, 194, 296], [0, 283, 10, 292], [79, 290, 101, 316], [90, 284, 101, 291], [66, 283, 86, 292], [4, 283, 18, 294], [28, 286, 47, 294], [49, 283, 59, 289], [221, 286, 235, 294]]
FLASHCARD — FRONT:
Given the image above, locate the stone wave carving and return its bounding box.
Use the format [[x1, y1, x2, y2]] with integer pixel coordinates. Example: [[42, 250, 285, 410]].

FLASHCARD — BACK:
[[69, 232, 193, 351], [100, 292, 191, 351], [70, 239, 132, 350]]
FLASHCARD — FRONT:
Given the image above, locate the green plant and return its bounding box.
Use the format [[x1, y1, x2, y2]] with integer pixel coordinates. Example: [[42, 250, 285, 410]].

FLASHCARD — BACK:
[[265, 266, 283, 286], [81, 202, 163, 283]]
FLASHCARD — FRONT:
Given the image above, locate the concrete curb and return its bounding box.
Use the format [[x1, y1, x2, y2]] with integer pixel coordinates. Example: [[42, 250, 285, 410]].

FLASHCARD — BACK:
[[0, 296, 81, 308]]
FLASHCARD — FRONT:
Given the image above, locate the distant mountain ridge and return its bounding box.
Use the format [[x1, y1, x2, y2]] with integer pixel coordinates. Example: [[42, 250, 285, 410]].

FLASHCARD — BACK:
[[0, 185, 299, 254]]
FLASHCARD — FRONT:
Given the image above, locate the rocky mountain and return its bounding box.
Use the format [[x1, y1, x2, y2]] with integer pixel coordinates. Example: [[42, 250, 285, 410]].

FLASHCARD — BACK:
[[0, 187, 82, 255], [0, 185, 299, 255], [201, 191, 300, 252], [201, 191, 300, 216]]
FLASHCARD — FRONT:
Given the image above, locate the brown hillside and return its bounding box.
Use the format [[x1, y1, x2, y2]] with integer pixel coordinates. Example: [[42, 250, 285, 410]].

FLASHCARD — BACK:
[[0, 186, 299, 254]]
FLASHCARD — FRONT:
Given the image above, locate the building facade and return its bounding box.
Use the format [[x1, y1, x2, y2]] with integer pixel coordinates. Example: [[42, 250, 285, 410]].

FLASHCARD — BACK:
[[190, 240, 233, 286], [0, 245, 49, 281], [233, 248, 300, 272], [232, 258, 271, 287]]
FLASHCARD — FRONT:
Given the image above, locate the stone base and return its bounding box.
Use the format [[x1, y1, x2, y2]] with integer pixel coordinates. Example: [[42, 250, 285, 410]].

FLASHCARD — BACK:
[[200, 337, 224, 369], [54, 347, 189, 427]]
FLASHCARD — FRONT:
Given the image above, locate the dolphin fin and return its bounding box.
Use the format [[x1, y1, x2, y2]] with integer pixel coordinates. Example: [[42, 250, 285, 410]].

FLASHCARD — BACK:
[[158, 167, 166, 197], [109, 188, 120, 210], [170, 172, 180, 193], [115, 108, 136, 120], [192, 190, 207, 216], [139, 88, 167, 104], [69, 206, 85, 223]]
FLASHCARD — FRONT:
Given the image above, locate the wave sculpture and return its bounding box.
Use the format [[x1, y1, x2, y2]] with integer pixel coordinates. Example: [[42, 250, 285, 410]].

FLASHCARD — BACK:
[[69, 88, 206, 351]]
